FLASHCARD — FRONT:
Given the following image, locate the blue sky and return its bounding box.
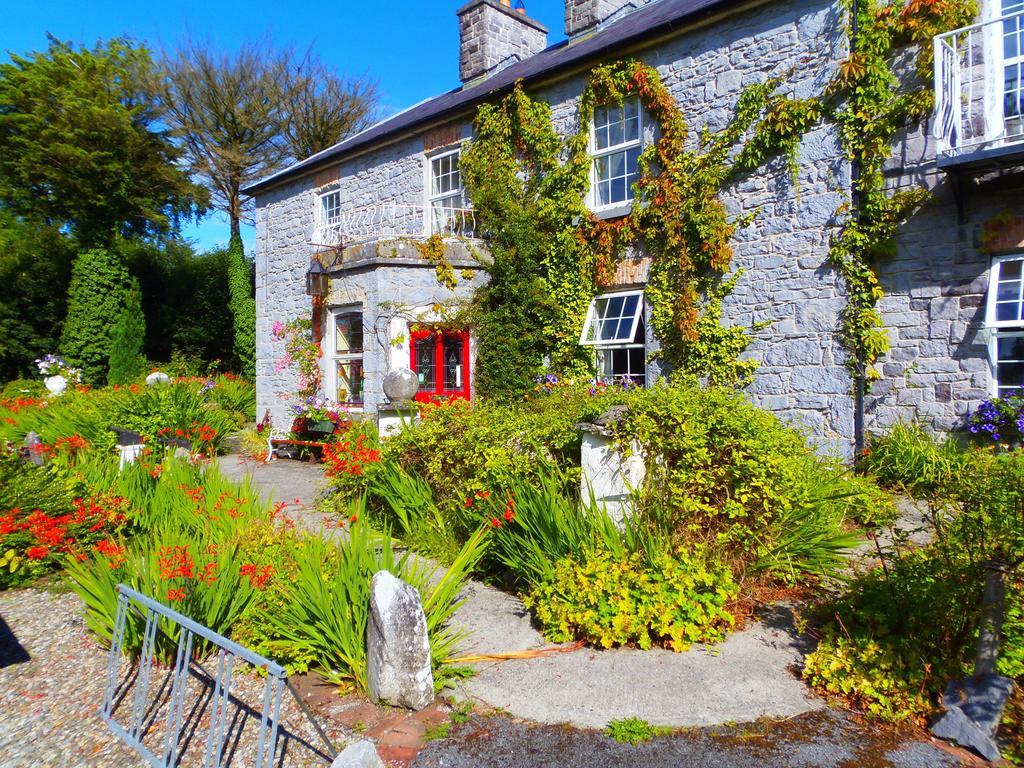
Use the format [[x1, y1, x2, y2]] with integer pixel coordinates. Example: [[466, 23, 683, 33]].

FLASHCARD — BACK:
[[2, 0, 566, 252]]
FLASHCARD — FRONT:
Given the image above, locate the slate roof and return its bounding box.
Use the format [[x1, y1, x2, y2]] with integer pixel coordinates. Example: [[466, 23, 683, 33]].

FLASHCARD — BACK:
[[243, 0, 743, 196]]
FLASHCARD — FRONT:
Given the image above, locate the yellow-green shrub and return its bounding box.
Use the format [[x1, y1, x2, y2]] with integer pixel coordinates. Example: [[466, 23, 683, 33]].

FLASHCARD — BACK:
[[524, 546, 737, 651]]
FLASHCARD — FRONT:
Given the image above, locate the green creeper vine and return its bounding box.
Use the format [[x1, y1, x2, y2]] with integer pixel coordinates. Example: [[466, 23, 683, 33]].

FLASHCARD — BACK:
[[461, 60, 819, 396], [826, 0, 977, 381]]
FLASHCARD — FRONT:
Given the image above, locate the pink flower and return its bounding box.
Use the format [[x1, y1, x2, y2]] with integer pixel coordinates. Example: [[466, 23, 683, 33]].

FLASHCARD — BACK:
[[272, 320, 285, 338]]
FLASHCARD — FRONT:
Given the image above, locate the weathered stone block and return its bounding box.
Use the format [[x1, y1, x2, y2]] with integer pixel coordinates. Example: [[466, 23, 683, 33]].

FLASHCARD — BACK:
[[366, 571, 434, 711]]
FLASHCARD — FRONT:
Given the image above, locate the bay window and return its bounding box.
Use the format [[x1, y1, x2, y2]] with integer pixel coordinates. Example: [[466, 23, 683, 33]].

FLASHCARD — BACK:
[[986, 254, 1024, 396], [590, 97, 643, 210], [580, 291, 647, 386], [331, 309, 364, 405]]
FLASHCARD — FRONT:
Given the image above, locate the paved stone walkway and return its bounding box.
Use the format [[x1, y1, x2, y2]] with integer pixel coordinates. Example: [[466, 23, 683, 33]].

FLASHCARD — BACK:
[[214, 455, 972, 766]]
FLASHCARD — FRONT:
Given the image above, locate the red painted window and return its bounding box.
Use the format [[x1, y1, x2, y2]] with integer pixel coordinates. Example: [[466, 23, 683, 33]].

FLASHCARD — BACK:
[[410, 328, 471, 403]]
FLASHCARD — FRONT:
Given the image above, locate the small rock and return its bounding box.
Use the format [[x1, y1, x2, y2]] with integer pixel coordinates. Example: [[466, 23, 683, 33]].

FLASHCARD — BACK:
[[330, 740, 385, 768], [366, 571, 434, 710]]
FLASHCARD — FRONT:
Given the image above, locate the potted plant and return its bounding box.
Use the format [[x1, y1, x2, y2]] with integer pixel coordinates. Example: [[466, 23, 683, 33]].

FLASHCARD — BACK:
[[290, 396, 348, 436]]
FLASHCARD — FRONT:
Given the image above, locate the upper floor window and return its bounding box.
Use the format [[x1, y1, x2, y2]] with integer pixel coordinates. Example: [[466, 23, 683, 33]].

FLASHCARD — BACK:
[[1004, 0, 1024, 133], [580, 290, 647, 387], [986, 254, 1024, 397], [428, 149, 465, 234], [591, 97, 643, 210], [319, 190, 342, 228]]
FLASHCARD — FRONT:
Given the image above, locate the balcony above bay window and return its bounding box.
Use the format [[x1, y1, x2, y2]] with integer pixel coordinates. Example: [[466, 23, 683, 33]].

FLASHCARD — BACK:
[[934, 2, 1024, 169], [312, 199, 477, 249]]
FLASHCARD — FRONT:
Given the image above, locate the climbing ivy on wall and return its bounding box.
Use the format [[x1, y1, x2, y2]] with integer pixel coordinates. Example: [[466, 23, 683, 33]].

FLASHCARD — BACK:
[[461, 60, 819, 397], [825, 0, 977, 381]]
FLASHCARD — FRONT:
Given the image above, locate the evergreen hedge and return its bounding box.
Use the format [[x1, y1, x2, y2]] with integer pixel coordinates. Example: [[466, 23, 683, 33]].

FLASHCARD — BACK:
[[227, 235, 256, 379], [107, 279, 147, 385], [59, 248, 130, 384]]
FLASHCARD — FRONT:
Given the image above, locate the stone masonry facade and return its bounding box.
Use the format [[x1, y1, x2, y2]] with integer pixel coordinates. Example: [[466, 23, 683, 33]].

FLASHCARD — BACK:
[[564, 0, 654, 37], [253, 0, 1023, 458]]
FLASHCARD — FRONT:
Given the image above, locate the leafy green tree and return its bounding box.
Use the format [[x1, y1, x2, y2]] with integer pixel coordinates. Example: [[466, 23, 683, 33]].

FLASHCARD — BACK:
[[227, 235, 256, 378], [60, 248, 131, 384], [107, 280, 147, 385], [0, 37, 205, 245], [0, 214, 75, 381], [126, 239, 234, 364]]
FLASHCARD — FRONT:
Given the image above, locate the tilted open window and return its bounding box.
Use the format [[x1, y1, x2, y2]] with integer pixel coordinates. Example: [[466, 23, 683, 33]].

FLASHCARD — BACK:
[[580, 291, 646, 386]]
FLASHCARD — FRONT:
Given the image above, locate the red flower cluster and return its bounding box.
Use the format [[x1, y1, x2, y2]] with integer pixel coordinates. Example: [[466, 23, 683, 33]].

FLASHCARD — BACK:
[[166, 587, 187, 602], [155, 422, 218, 449], [54, 434, 89, 454], [240, 563, 274, 589], [0, 396, 45, 414], [485, 492, 516, 529], [158, 546, 195, 580], [0, 494, 129, 566], [95, 538, 127, 569], [322, 435, 381, 478]]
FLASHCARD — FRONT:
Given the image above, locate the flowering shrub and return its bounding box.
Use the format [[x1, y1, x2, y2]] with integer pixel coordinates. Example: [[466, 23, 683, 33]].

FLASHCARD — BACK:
[[0, 492, 130, 588], [272, 317, 321, 398], [968, 396, 1024, 444], [291, 395, 348, 425], [35, 354, 82, 384], [524, 546, 738, 651]]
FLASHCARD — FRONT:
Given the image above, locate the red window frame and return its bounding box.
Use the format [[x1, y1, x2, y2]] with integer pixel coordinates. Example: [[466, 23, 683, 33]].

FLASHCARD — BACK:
[[409, 327, 471, 403]]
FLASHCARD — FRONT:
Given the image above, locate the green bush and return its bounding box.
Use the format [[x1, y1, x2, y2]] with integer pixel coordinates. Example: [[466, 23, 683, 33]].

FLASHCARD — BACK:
[[378, 384, 626, 514], [803, 548, 981, 723], [524, 545, 738, 651], [0, 379, 46, 399], [107, 279, 148, 385], [60, 247, 131, 385], [620, 382, 863, 581], [860, 422, 968, 497], [227, 236, 255, 379], [0, 380, 248, 454]]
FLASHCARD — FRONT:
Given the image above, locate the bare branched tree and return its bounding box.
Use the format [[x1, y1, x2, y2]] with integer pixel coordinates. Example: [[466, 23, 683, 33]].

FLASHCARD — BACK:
[[281, 51, 377, 160], [156, 40, 377, 240]]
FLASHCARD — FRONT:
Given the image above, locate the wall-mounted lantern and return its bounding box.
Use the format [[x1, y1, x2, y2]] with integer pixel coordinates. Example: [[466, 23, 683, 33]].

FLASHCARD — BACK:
[[306, 259, 329, 297]]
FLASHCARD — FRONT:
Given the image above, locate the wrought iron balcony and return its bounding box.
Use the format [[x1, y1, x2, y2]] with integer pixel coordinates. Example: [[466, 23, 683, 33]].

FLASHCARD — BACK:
[[934, 7, 1024, 168], [311, 202, 477, 248]]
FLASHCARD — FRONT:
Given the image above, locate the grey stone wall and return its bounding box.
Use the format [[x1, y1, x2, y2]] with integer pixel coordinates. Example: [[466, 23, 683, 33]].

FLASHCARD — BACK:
[[564, 0, 654, 37], [254, 0, 1016, 457], [865, 118, 1019, 434], [458, 0, 547, 83]]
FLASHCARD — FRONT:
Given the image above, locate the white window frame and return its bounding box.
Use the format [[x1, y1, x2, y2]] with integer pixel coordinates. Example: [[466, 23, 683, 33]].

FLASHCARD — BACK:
[[318, 189, 342, 230], [579, 290, 647, 386], [329, 308, 364, 407], [426, 147, 465, 235], [589, 97, 644, 213], [579, 290, 645, 346], [1002, 0, 1024, 133], [986, 252, 1024, 396]]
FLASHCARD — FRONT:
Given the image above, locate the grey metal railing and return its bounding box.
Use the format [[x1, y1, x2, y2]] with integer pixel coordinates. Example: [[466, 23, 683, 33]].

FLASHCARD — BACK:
[[100, 584, 336, 768]]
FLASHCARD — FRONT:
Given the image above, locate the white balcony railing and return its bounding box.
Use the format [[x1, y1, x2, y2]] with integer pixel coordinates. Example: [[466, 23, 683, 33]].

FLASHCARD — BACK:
[[934, 8, 1024, 163], [311, 202, 476, 248]]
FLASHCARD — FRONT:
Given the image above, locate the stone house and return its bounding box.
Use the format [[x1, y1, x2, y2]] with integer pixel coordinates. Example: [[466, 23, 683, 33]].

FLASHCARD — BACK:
[[245, 0, 1024, 457]]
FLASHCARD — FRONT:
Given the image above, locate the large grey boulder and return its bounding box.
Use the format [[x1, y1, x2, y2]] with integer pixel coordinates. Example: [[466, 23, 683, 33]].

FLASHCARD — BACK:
[[366, 571, 434, 710], [330, 740, 385, 768]]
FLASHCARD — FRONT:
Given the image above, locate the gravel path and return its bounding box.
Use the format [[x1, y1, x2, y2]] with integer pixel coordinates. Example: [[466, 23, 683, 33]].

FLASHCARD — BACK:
[[413, 710, 969, 768], [0, 589, 348, 768]]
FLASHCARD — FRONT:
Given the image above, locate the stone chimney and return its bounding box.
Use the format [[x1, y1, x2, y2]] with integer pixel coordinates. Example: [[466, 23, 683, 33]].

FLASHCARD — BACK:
[[565, 0, 654, 37], [458, 0, 547, 85]]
